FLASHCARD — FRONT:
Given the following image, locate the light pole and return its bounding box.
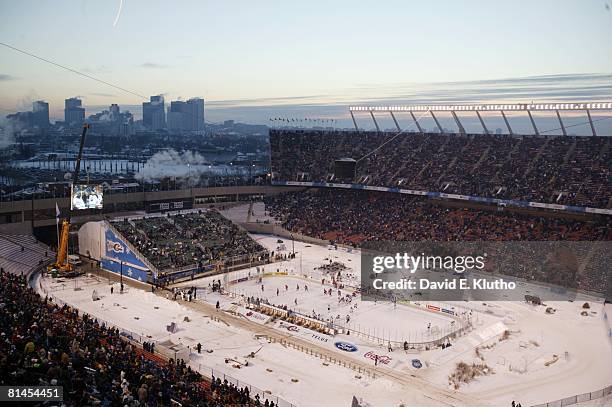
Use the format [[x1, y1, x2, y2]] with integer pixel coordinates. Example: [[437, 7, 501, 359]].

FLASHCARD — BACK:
[[291, 234, 295, 256], [120, 260, 124, 293]]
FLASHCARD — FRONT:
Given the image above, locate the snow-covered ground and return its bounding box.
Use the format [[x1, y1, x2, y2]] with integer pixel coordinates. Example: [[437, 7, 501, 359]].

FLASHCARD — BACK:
[[34, 232, 612, 407], [220, 201, 278, 224]]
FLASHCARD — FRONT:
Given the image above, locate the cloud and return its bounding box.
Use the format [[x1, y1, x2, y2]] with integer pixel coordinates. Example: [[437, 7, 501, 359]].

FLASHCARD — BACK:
[[0, 74, 18, 81], [139, 62, 169, 69]]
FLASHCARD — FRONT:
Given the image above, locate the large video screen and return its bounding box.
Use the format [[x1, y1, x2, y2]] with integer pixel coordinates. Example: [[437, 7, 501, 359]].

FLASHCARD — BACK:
[[71, 184, 104, 210]]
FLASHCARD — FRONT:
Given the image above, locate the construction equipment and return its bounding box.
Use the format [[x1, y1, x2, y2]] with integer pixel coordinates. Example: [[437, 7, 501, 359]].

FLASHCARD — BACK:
[[48, 124, 89, 274]]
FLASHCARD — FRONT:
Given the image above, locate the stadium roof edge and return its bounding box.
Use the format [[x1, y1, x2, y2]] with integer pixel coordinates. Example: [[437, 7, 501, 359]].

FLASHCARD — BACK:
[[348, 102, 612, 112]]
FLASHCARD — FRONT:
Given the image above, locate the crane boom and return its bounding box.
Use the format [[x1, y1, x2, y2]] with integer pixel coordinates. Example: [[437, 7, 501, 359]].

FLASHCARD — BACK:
[[72, 123, 89, 192], [49, 124, 89, 274]]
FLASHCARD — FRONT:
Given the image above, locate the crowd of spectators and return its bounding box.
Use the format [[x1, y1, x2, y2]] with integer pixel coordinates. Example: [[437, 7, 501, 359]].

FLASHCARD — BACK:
[[265, 190, 611, 244], [270, 130, 610, 208], [0, 269, 275, 406], [264, 190, 611, 293], [113, 211, 267, 271]]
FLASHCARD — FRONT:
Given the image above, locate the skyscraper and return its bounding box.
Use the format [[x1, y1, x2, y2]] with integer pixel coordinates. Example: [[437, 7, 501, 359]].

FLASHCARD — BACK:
[[186, 98, 205, 132], [167, 101, 189, 131], [166, 98, 205, 132], [64, 98, 85, 126], [32, 100, 50, 128], [142, 95, 166, 130]]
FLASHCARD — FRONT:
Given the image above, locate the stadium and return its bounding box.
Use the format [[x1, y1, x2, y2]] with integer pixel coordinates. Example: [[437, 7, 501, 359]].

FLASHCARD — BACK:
[[1, 100, 611, 407]]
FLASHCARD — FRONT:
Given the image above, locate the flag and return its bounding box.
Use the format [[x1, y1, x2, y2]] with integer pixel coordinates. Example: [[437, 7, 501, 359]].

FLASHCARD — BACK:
[[55, 203, 60, 224]]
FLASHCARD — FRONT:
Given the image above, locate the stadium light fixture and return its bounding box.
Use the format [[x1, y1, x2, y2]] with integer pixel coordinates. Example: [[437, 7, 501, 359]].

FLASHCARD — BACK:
[[348, 102, 612, 112]]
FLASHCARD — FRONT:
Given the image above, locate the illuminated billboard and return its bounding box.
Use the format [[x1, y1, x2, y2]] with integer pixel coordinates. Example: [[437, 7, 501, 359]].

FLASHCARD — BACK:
[[71, 184, 103, 210]]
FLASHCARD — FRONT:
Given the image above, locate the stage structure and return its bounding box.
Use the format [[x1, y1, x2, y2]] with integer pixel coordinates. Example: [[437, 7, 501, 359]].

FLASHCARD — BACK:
[[349, 102, 612, 136]]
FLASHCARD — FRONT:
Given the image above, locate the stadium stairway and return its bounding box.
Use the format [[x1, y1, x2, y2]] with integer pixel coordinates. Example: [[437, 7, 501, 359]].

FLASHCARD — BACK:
[[0, 234, 53, 275]]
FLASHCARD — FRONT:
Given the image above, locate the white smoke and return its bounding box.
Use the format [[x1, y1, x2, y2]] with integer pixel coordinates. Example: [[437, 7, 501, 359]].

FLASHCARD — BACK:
[[135, 149, 252, 185], [0, 117, 20, 149], [135, 149, 210, 182]]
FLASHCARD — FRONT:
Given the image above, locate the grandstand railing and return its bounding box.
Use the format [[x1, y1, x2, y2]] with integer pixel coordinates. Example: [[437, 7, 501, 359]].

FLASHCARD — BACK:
[[530, 384, 612, 407], [271, 180, 612, 216], [189, 363, 296, 407], [333, 315, 472, 350]]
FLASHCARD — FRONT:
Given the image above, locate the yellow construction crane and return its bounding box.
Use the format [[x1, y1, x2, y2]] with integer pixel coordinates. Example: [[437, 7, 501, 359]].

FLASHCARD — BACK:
[[48, 124, 89, 274]]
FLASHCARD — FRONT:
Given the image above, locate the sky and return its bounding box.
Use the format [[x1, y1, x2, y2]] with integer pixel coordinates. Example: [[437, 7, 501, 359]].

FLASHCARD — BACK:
[[0, 0, 611, 133]]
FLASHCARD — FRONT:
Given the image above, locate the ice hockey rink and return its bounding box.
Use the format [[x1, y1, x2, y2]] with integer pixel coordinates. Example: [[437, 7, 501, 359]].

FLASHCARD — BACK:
[[34, 232, 612, 407]]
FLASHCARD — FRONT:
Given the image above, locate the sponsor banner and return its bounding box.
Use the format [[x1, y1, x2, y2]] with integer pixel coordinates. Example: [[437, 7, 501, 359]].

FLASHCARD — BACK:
[[243, 309, 269, 324], [269, 180, 611, 215], [364, 351, 391, 364], [311, 333, 330, 343], [441, 308, 455, 315], [107, 239, 125, 254], [334, 341, 358, 352], [147, 200, 193, 213], [426, 304, 440, 312], [278, 322, 300, 333], [275, 321, 333, 344]]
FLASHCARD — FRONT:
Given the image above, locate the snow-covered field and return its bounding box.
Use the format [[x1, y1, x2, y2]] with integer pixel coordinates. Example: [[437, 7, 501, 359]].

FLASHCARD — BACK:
[[35, 232, 612, 407]]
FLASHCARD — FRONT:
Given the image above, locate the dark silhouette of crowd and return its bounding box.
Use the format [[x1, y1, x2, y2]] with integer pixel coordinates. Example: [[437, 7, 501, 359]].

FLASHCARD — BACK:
[[270, 130, 610, 208], [114, 210, 267, 270], [0, 269, 275, 406]]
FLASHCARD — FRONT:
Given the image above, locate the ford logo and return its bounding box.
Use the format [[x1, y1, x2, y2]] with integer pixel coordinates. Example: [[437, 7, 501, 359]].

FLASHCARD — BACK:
[[334, 341, 358, 352]]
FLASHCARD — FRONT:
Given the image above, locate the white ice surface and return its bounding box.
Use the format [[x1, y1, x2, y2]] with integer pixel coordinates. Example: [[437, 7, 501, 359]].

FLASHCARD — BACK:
[[35, 233, 612, 407]]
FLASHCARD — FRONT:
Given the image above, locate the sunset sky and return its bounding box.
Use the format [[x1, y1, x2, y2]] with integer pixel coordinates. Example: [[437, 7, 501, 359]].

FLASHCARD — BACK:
[[1, 0, 611, 132]]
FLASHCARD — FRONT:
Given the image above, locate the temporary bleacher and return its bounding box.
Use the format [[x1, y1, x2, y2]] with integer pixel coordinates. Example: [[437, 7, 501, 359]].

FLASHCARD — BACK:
[[0, 234, 54, 276]]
